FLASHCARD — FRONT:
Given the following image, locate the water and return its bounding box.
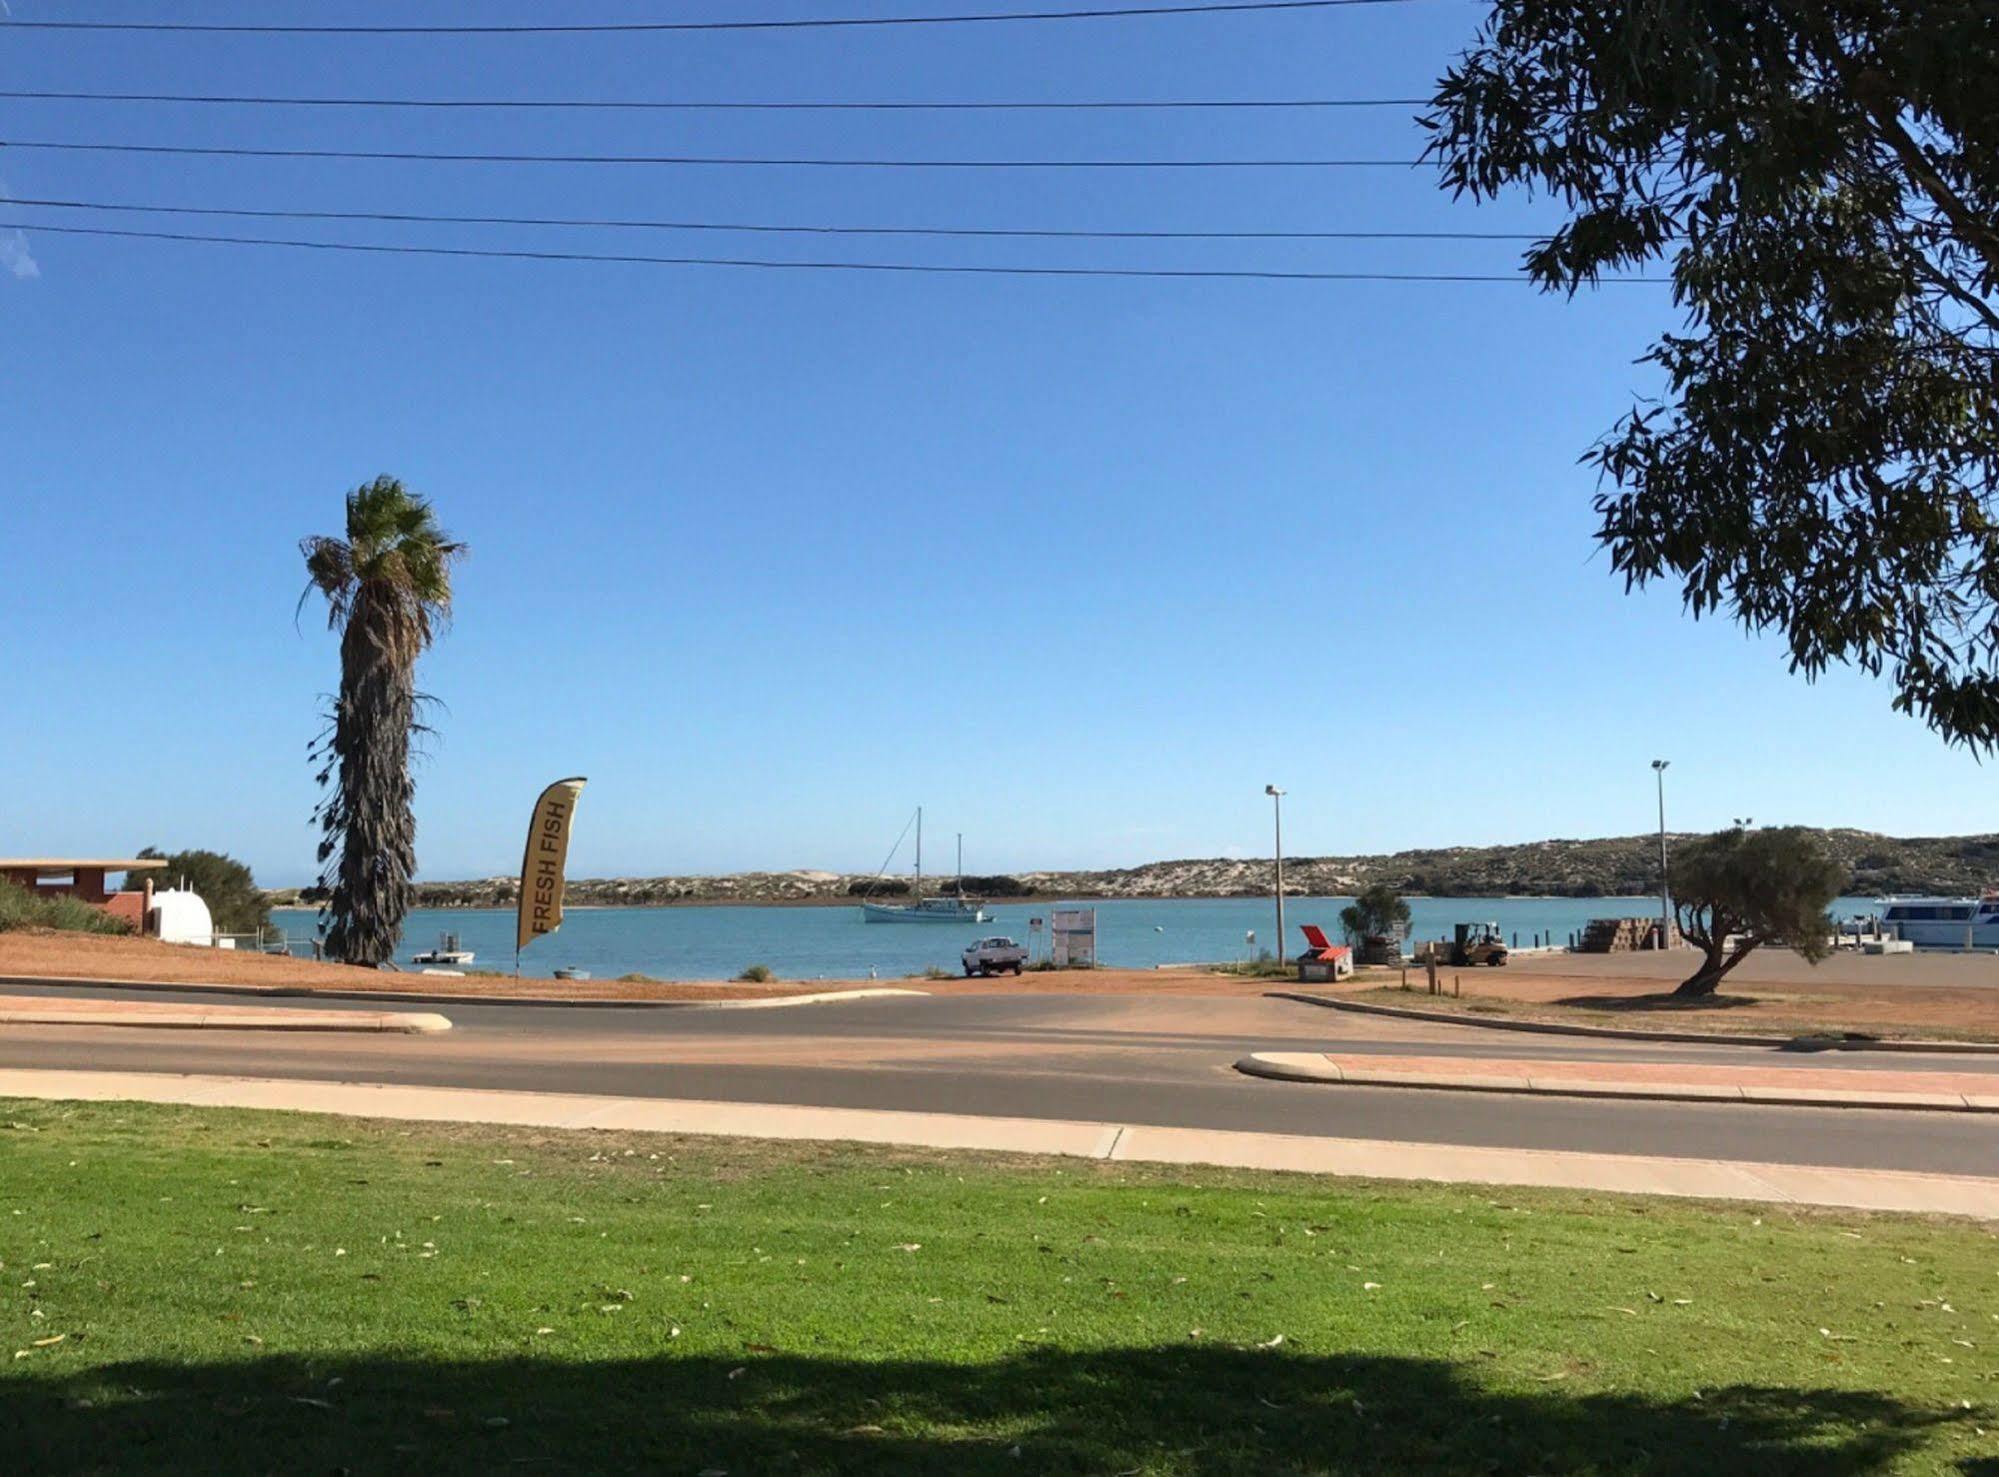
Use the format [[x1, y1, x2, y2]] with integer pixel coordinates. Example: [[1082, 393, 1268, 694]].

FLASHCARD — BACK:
[[285, 895, 1883, 981]]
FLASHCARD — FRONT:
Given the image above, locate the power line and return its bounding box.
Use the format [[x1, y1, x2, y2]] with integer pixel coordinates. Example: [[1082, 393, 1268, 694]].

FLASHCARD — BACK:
[[4, 195, 1542, 243], [0, 218, 1659, 283], [0, 139, 1421, 169], [0, 0, 1422, 36], [0, 88, 1428, 112]]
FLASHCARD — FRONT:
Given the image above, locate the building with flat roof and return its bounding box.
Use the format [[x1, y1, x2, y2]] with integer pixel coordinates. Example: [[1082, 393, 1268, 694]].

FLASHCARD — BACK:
[[0, 857, 169, 929]]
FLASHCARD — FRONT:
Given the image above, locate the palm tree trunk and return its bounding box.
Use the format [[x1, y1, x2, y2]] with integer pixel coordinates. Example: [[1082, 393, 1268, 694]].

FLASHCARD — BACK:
[[322, 598, 418, 966]]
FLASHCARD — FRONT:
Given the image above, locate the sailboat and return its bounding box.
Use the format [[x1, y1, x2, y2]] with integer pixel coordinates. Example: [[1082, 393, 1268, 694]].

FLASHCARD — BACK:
[[859, 808, 988, 923]]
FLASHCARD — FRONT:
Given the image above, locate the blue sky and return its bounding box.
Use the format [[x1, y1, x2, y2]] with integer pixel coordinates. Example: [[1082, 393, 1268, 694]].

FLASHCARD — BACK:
[[0, 0, 1984, 888]]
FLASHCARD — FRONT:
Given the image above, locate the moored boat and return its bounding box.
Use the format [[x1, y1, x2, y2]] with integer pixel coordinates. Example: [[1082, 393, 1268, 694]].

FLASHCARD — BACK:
[[411, 931, 475, 966], [861, 895, 988, 924], [858, 808, 987, 924], [1879, 894, 1999, 949]]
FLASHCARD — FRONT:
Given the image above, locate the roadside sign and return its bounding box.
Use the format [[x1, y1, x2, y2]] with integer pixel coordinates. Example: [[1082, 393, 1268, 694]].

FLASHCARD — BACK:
[[1052, 907, 1097, 968]]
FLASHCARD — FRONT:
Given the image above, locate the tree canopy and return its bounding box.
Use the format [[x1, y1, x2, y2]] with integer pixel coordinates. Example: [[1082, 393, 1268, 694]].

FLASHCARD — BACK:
[[1669, 827, 1846, 996], [1425, 0, 1999, 747], [129, 847, 270, 935]]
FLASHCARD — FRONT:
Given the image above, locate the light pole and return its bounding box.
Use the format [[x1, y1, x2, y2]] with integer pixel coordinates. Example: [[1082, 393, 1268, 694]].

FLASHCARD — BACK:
[[1651, 760, 1671, 949], [1265, 784, 1286, 965]]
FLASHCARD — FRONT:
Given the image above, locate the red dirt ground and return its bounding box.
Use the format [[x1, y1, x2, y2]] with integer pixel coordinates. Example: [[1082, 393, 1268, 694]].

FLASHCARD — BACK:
[[0, 930, 1266, 1001], [8, 930, 1997, 1037], [1336, 961, 1999, 1041]]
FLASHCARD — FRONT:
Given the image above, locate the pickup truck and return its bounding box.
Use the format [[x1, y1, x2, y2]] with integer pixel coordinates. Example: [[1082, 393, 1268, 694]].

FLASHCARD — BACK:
[[962, 936, 1028, 977]]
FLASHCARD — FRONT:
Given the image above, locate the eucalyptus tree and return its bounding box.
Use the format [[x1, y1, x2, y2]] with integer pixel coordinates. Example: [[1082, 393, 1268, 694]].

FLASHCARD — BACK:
[[1426, 1, 1999, 745], [1669, 827, 1845, 997], [300, 476, 466, 966]]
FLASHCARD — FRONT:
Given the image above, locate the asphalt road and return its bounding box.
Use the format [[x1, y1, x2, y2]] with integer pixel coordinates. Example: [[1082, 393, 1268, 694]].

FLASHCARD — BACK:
[[3, 982, 1997, 1177]]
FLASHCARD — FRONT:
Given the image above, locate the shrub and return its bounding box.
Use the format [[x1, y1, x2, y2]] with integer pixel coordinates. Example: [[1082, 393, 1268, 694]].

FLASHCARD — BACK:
[[1339, 884, 1411, 948], [736, 963, 775, 983], [958, 875, 1036, 897], [1209, 958, 1293, 978], [0, 878, 133, 936]]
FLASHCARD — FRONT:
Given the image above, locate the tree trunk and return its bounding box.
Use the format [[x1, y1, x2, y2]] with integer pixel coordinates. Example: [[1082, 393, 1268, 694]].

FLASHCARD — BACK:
[[322, 596, 418, 967], [1675, 938, 1757, 998]]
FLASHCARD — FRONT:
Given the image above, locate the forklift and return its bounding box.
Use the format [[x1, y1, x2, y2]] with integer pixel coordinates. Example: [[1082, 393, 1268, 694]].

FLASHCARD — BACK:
[[1450, 921, 1509, 967]]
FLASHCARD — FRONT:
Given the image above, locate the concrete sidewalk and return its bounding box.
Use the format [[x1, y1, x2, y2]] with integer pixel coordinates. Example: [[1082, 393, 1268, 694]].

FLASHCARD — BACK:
[[1238, 1050, 1999, 1112], [0, 994, 450, 1034], [0, 972, 926, 1012], [2, 1067, 1996, 1218]]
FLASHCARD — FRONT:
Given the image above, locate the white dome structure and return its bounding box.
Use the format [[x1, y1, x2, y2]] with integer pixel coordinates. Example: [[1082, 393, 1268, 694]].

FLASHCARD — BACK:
[[150, 887, 215, 947]]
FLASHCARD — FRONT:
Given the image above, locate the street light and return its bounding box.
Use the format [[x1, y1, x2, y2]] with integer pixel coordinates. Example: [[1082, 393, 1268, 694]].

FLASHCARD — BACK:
[[1651, 760, 1672, 949], [1265, 784, 1286, 966]]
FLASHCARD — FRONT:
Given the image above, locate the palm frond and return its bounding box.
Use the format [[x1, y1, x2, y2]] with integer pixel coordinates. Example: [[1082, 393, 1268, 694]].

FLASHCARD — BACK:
[[297, 536, 355, 630]]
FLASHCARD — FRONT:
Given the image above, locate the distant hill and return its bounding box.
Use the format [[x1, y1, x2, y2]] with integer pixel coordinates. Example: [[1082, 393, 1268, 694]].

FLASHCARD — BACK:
[[264, 829, 1999, 908]]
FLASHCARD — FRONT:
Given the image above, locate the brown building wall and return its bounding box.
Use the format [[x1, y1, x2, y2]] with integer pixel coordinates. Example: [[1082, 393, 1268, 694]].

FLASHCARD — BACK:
[[2, 866, 112, 902], [2, 868, 148, 929]]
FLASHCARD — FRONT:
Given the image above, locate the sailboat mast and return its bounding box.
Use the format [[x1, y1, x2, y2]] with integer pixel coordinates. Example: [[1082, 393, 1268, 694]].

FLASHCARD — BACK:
[[956, 833, 964, 899], [914, 806, 922, 895]]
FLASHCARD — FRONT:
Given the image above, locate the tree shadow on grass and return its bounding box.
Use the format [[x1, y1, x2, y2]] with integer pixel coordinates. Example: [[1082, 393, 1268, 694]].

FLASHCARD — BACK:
[[2, 1345, 1980, 1475], [1554, 992, 1766, 1014]]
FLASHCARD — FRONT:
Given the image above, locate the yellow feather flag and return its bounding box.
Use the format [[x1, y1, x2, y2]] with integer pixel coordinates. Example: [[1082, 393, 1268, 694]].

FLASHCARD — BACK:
[[516, 777, 587, 958]]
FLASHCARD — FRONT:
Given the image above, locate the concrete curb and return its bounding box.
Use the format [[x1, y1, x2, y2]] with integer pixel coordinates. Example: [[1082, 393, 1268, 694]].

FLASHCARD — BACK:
[[1268, 990, 1999, 1056], [0, 1007, 452, 1034], [1236, 1051, 1999, 1113], [3, 1067, 1996, 1218], [0, 973, 928, 1012], [664, 988, 930, 1011]]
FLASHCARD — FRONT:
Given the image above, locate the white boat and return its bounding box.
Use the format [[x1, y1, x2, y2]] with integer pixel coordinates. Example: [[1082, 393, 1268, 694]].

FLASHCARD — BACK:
[[859, 808, 987, 924], [411, 931, 475, 966], [1879, 895, 1999, 949], [863, 895, 988, 923]]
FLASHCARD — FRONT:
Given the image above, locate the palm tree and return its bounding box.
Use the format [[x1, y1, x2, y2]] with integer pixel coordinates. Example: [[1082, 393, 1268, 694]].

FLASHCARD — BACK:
[[300, 476, 465, 965]]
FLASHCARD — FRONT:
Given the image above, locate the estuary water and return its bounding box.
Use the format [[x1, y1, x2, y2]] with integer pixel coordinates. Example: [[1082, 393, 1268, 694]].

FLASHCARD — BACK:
[[283, 895, 1881, 982]]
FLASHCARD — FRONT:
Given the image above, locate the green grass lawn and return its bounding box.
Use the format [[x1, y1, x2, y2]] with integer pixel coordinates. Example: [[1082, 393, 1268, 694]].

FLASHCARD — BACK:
[[2, 1101, 1995, 1474]]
